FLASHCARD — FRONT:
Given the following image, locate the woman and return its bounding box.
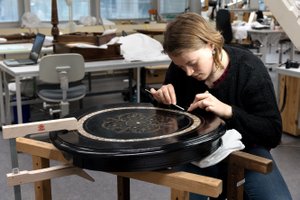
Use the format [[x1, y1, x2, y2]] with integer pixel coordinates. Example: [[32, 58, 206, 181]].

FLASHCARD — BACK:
[[149, 12, 292, 200]]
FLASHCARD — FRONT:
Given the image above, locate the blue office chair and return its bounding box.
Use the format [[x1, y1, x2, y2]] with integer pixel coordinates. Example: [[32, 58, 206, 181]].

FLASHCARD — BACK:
[[37, 53, 86, 118]]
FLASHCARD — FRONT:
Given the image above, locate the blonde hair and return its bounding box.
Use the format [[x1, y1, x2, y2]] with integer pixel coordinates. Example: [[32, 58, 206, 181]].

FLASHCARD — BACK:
[[163, 12, 224, 69]]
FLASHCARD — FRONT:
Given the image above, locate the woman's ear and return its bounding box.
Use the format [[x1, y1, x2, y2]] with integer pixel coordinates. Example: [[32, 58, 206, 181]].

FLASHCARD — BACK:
[[209, 44, 215, 50]]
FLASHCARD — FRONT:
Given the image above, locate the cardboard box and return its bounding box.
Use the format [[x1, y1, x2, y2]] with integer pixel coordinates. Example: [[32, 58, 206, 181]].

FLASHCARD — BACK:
[[134, 65, 168, 84]]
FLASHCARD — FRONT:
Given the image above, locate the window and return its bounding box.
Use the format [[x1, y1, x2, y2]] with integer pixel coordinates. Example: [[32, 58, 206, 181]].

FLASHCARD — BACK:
[[0, 0, 18, 22], [30, 0, 90, 21], [158, 0, 187, 21], [100, 0, 152, 20], [0, 0, 195, 25], [159, 0, 187, 14]]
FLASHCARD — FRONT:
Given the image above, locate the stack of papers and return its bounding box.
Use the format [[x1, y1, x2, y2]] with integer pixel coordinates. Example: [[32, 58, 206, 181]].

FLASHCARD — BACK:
[[251, 21, 270, 29]]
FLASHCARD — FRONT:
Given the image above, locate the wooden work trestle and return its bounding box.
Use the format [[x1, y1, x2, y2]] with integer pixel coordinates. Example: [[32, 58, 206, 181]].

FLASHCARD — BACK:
[[12, 137, 272, 200]]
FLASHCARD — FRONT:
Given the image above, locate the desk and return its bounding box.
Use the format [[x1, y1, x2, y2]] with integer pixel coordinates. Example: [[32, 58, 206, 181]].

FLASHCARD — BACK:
[[0, 43, 53, 125], [275, 66, 300, 136], [276, 66, 300, 78], [232, 23, 251, 42], [0, 59, 171, 125], [135, 28, 165, 37], [232, 25, 284, 63], [0, 43, 53, 58], [247, 29, 284, 63]]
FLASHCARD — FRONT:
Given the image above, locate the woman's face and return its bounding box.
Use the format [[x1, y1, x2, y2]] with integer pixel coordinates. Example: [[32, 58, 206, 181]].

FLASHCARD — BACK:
[[168, 45, 215, 81]]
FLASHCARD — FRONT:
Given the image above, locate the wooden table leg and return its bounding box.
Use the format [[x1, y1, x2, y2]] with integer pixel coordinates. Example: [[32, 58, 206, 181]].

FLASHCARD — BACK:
[[117, 176, 130, 200], [171, 188, 189, 200], [32, 156, 52, 200], [227, 163, 244, 200]]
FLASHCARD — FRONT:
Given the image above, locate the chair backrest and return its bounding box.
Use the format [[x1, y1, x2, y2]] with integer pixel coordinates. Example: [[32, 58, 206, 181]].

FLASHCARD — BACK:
[[39, 53, 85, 84], [216, 9, 233, 44]]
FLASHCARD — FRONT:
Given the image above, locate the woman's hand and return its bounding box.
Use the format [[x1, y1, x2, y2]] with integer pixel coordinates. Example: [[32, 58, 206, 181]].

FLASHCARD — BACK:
[[149, 84, 176, 105], [187, 91, 233, 119]]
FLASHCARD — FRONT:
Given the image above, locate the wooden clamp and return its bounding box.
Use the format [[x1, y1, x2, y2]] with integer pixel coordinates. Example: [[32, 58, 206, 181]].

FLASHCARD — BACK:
[[7, 164, 95, 187], [3, 118, 94, 190], [2, 117, 77, 139]]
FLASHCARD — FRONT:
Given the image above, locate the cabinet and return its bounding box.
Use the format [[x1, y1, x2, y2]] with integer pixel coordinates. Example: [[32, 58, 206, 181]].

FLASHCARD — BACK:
[[279, 74, 300, 136]]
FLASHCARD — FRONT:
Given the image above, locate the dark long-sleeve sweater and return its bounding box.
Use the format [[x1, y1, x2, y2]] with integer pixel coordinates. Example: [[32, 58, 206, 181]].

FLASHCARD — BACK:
[[164, 45, 282, 149]]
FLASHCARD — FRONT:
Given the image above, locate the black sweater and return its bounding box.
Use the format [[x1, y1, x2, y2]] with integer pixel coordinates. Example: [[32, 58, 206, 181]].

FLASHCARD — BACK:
[[164, 45, 282, 149]]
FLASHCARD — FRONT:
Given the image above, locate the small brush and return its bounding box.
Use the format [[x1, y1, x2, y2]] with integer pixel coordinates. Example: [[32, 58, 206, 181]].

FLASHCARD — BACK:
[[144, 89, 185, 111]]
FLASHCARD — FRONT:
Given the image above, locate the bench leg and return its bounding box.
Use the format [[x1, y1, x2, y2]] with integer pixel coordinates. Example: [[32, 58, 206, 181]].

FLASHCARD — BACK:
[[171, 189, 189, 200], [227, 163, 244, 200], [32, 156, 52, 200], [117, 176, 130, 200]]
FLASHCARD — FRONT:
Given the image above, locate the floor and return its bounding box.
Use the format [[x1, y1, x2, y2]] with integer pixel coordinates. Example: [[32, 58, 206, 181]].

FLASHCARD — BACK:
[[1, 46, 300, 200]]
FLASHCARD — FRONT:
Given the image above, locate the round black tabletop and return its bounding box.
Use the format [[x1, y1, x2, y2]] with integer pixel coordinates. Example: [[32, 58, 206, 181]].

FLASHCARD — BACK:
[[50, 103, 226, 171]]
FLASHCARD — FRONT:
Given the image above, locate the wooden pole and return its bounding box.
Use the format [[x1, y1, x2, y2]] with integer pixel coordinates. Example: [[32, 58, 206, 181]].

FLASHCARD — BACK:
[[51, 0, 59, 42]]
